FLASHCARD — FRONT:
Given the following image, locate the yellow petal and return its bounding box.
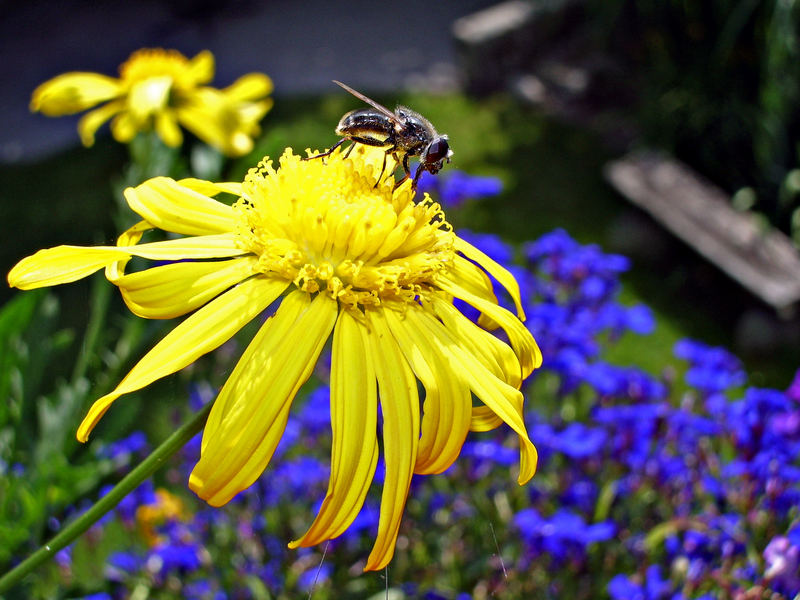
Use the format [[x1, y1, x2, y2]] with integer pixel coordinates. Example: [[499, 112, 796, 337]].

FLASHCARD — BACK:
[[290, 309, 378, 547], [408, 307, 537, 485], [177, 178, 243, 198], [118, 233, 246, 261], [190, 292, 337, 505], [188, 50, 215, 84], [76, 275, 288, 442], [30, 72, 122, 115], [124, 177, 237, 235], [454, 236, 526, 319], [363, 307, 420, 572], [115, 256, 257, 319], [449, 255, 500, 306], [8, 230, 248, 292], [437, 275, 542, 379], [8, 246, 130, 290], [127, 76, 172, 120], [175, 101, 224, 151], [175, 88, 267, 158], [384, 304, 471, 475], [110, 111, 138, 143], [223, 73, 274, 101], [429, 295, 522, 389], [470, 406, 504, 432], [154, 111, 183, 147], [78, 100, 125, 146]]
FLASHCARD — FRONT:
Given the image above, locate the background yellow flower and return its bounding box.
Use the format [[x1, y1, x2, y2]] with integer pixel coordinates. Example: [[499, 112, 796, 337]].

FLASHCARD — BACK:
[[30, 48, 273, 157]]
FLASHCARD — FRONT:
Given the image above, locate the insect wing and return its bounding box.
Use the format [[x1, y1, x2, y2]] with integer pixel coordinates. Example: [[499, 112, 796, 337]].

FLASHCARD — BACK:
[[332, 80, 402, 125]]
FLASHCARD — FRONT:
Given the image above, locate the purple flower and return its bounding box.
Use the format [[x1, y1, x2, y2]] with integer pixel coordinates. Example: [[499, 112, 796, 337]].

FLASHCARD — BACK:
[[785, 369, 800, 402], [764, 535, 800, 594]]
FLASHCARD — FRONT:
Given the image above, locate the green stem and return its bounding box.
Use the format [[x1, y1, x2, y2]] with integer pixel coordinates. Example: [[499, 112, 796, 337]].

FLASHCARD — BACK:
[[0, 402, 212, 594], [71, 274, 112, 384]]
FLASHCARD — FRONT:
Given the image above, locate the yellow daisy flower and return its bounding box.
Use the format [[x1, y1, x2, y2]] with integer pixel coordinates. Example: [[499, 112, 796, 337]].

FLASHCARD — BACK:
[[30, 48, 273, 157], [7, 146, 541, 570]]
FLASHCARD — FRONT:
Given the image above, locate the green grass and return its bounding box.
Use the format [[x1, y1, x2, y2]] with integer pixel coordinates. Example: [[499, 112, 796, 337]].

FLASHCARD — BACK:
[[1, 90, 796, 389]]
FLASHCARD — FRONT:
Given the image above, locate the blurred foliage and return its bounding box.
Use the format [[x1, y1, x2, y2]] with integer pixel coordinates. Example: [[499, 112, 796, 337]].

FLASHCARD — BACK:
[[588, 0, 800, 238]]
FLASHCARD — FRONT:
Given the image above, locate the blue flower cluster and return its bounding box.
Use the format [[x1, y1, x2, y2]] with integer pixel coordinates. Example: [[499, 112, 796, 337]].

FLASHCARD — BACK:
[[52, 173, 800, 598], [416, 170, 504, 209]]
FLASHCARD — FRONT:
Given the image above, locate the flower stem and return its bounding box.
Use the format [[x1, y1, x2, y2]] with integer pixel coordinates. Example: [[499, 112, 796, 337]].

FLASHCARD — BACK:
[[0, 402, 212, 594]]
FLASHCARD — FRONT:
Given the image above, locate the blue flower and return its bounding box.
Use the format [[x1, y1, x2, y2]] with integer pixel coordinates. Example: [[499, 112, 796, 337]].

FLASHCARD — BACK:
[[416, 170, 503, 208], [106, 551, 143, 581], [461, 440, 519, 467], [514, 508, 615, 560], [296, 386, 332, 436], [674, 339, 746, 393], [97, 431, 149, 461], [608, 565, 673, 600], [548, 423, 607, 460], [150, 537, 202, 574], [297, 562, 332, 592]]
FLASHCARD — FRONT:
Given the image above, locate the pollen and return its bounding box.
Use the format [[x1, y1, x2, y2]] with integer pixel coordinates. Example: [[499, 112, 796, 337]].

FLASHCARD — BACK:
[[235, 146, 456, 308]]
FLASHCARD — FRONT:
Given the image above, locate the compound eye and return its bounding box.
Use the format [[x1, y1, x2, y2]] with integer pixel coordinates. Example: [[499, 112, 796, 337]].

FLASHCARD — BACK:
[[425, 138, 450, 163]]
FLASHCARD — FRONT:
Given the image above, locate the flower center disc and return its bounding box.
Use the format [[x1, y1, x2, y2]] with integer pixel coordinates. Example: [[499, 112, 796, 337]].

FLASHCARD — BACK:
[[236, 147, 455, 308]]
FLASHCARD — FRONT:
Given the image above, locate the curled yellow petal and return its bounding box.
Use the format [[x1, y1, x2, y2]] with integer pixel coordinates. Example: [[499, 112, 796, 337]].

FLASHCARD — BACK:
[[190, 291, 337, 506], [363, 307, 420, 572], [115, 256, 257, 319], [77, 275, 288, 442], [384, 304, 471, 475], [30, 72, 122, 115], [437, 275, 542, 378], [430, 295, 522, 389], [290, 308, 378, 548], [408, 307, 537, 485], [470, 405, 504, 432], [454, 236, 526, 320], [78, 100, 125, 146], [123, 177, 237, 236]]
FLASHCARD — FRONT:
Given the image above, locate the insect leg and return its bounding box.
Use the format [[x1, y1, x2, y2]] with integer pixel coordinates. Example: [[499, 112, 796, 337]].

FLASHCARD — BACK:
[[372, 149, 393, 188], [401, 153, 412, 178], [344, 142, 357, 159], [411, 163, 426, 190], [304, 138, 346, 162], [392, 154, 417, 191]]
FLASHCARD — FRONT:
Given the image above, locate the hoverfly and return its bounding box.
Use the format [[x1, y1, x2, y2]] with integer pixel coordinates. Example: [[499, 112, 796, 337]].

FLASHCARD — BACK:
[[305, 80, 453, 190]]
